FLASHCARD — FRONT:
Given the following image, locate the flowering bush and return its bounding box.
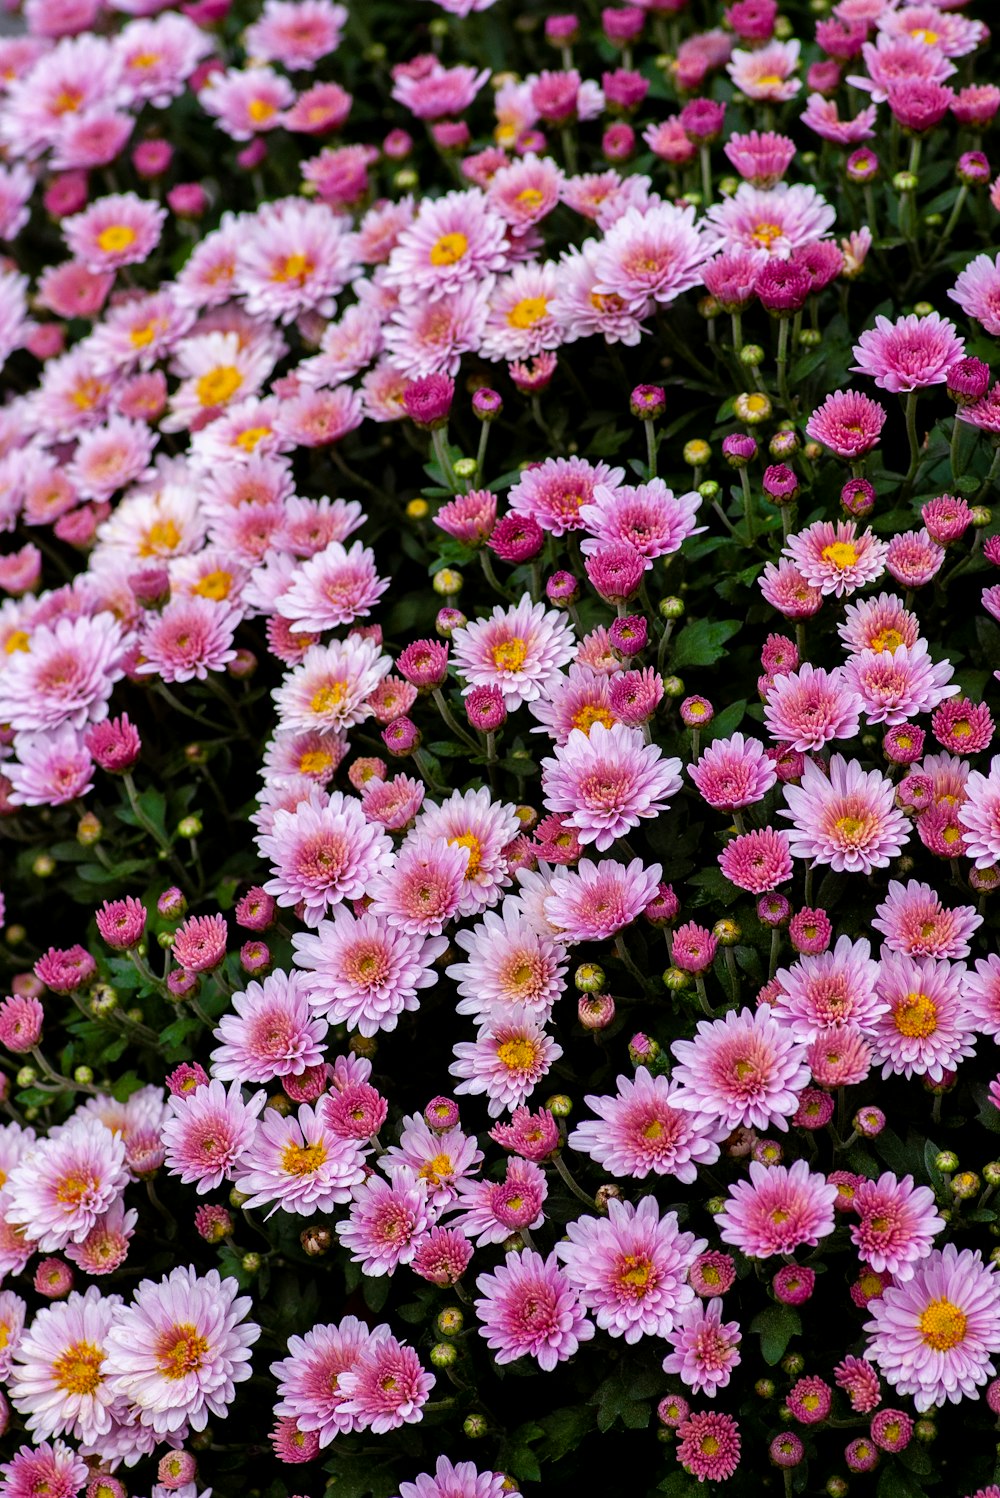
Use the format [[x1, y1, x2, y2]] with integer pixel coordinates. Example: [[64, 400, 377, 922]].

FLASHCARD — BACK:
[[3, 0, 1000, 1494]]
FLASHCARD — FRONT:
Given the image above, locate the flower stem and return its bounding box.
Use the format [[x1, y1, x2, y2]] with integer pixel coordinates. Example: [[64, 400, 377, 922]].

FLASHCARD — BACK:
[[902, 389, 921, 491], [552, 1150, 594, 1206], [432, 688, 479, 751]]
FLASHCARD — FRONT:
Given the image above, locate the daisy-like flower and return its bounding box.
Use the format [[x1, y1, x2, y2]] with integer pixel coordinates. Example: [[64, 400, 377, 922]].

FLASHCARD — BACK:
[[958, 756, 1000, 868], [210, 970, 327, 1083], [805, 389, 888, 458], [949, 252, 1000, 337], [852, 1173, 945, 1282], [507, 455, 624, 538], [771, 936, 884, 1041], [450, 593, 575, 709], [337, 1332, 435, 1434], [291, 909, 445, 1036], [0, 1288, 25, 1379], [702, 182, 836, 259], [0, 1441, 88, 1498], [394, 1457, 508, 1498], [234, 1102, 367, 1217], [446, 1156, 547, 1246], [671, 1006, 811, 1134], [578, 478, 703, 562], [689, 732, 777, 810], [864, 1245, 1000, 1411], [590, 201, 709, 313], [844, 640, 958, 725], [719, 827, 793, 893], [728, 38, 801, 100], [719, 1160, 838, 1258], [802, 94, 878, 143], [162, 1078, 267, 1193], [136, 596, 241, 684], [336, 1167, 433, 1276], [663, 1298, 742, 1396], [236, 198, 358, 324], [414, 786, 521, 916], [839, 592, 920, 655], [66, 416, 156, 502], [529, 666, 616, 744], [475, 1249, 593, 1371], [382, 281, 490, 380], [447, 899, 568, 1025], [758, 557, 823, 619], [0, 612, 123, 733], [64, 1197, 136, 1277], [383, 1113, 482, 1207], [273, 635, 391, 733], [62, 192, 166, 272], [368, 834, 471, 937], [5, 1116, 128, 1251], [9, 1286, 118, 1445], [780, 753, 911, 874], [676, 1410, 741, 1483], [784, 519, 889, 598], [274, 539, 388, 634], [103, 1265, 259, 1435], [450, 1004, 562, 1118], [873, 879, 982, 959], [542, 856, 662, 944], [480, 260, 563, 363], [272, 1316, 372, 1444], [871, 951, 976, 1081], [199, 64, 295, 140], [385, 188, 508, 304], [244, 0, 348, 69], [258, 789, 394, 926], [967, 955, 1000, 1037], [762, 662, 862, 751], [853, 311, 965, 392], [540, 722, 682, 852], [568, 1069, 728, 1183], [556, 1195, 704, 1344]]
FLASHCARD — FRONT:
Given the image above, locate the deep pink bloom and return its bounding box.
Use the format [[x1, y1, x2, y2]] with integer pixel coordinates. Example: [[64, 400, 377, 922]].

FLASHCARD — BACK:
[[670, 1005, 811, 1134], [852, 312, 965, 393], [720, 1159, 837, 1258], [474, 1249, 594, 1370], [852, 1172, 945, 1282], [676, 1410, 741, 1482]]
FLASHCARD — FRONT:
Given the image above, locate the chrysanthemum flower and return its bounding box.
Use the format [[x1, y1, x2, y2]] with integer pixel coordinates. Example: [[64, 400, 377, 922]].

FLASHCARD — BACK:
[[9, 1285, 118, 1445], [336, 1167, 433, 1276], [0, 612, 123, 734], [578, 478, 703, 564], [258, 789, 394, 926], [689, 731, 777, 810], [805, 389, 887, 457], [446, 1155, 547, 1247], [410, 1227, 475, 1288], [451, 593, 575, 709], [62, 191, 166, 272], [274, 539, 388, 635], [771, 936, 884, 1041], [337, 1332, 435, 1434], [758, 557, 824, 618], [490, 1104, 560, 1162], [475, 1249, 594, 1371], [873, 878, 982, 959], [958, 756, 1000, 867], [852, 1172, 945, 1282], [368, 834, 471, 937], [663, 1298, 742, 1396], [385, 188, 508, 305], [676, 1410, 741, 1482], [555, 1195, 703, 1344], [844, 640, 958, 725], [568, 1069, 728, 1183], [234, 1101, 366, 1216], [541, 722, 682, 852], [236, 198, 358, 324], [703, 181, 835, 259], [414, 786, 521, 916], [671, 1006, 811, 1133], [64, 1198, 136, 1278], [162, 1078, 267, 1193], [450, 1004, 562, 1117], [507, 455, 624, 537], [784, 519, 889, 598], [447, 899, 567, 1025], [5, 1116, 128, 1251], [871, 951, 976, 1081], [839, 592, 920, 655], [394, 1456, 508, 1498], [591, 201, 709, 313], [292, 909, 445, 1036], [719, 827, 793, 893], [137, 596, 241, 684], [210, 970, 327, 1083], [780, 753, 911, 873], [853, 311, 965, 392], [967, 955, 1000, 1037], [542, 856, 662, 944], [720, 1159, 838, 1258], [199, 64, 294, 141], [763, 662, 862, 751], [66, 416, 157, 501], [864, 1244, 1000, 1411], [0, 1441, 88, 1498], [271, 1316, 371, 1444], [384, 1112, 482, 1208], [728, 38, 801, 100]]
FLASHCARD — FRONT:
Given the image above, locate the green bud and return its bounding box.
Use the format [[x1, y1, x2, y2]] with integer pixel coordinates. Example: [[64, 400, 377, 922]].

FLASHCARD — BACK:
[[970, 505, 992, 528], [158, 930, 175, 949], [935, 1150, 959, 1174], [433, 568, 463, 597], [698, 480, 721, 502], [713, 919, 741, 946], [914, 301, 934, 317], [826, 1481, 849, 1498], [73, 1065, 94, 1086], [241, 1252, 261, 1274], [924, 211, 944, 227], [595, 1183, 623, 1212], [718, 175, 740, 198], [430, 1341, 458, 1368], [436, 1307, 464, 1337], [798, 328, 822, 348], [178, 815, 202, 839], [800, 150, 818, 167], [698, 295, 720, 320], [662, 966, 689, 991], [77, 812, 102, 846], [574, 962, 606, 993], [453, 457, 478, 480], [16, 1065, 37, 1088], [228, 1188, 249, 1209], [755, 1379, 775, 1398], [782, 1352, 805, 1377], [662, 675, 685, 698], [463, 1414, 488, 1440], [659, 595, 685, 620], [5, 924, 25, 947], [546, 1094, 572, 1118], [774, 13, 793, 37], [394, 168, 418, 191], [914, 1419, 936, 1444], [90, 986, 118, 1018], [705, 1196, 727, 1216], [984, 1162, 1000, 1187], [32, 853, 56, 878], [738, 344, 765, 369], [951, 1170, 980, 1199], [893, 170, 918, 193]]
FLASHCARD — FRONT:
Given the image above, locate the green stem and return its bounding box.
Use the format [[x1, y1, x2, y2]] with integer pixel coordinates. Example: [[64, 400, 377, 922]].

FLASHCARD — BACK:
[[432, 687, 479, 751], [902, 390, 921, 491], [552, 1150, 594, 1206], [739, 467, 755, 543], [699, 142, 712, 206], [776, 317, 792, 409], [475, 420, 490, 481], [731, 309, 743, 354], [694, 974, 714, 1016], [644, 418, 657, 480], [431, 427, 459, 492]]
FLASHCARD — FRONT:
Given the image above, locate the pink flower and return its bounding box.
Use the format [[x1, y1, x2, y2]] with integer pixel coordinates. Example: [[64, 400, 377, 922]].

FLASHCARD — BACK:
[[62, 191, 166, 272], [451, 593, 576, 709], [450, 1004, 562, 1117], [292, 908, 445, 1036], [434, 490, 497, 547], [173, 913, 228, 973], [274, 540, 387, 634], [0, 1441, 88, 1498], [507, 455, 624, 538], [446, 1156, 547, 1246], [719, 827, 793, 893], [137, 597, 240, 683], [337, 1332, 434, 1433], [200, 64, 294, 140], [728, 38, 801, 100], [950, 252, 1000, 335], [844, 640, 958, 725], [336, 1167, 432, 1275], [210, 970, 327, 1083], [864, 1245, 1000, 1411], [689, 731, 777, 810], [871, 951, 976, 1081], [542, 856, 662, 943], [758, 558, 823, 618], [0, 994, 43, 1053], [410, 1227, 475, 1288], [540, 722, 682, 852], [393, 1458, 507, 1498], [0, 613, 123, 733], [556, 1195, 704, 1343], [785, 519, 888, 598], [391, 57, 489, 119], [244, 0, 348, 70], [369, 835, 470, 937], [414, 786, 520, 917], [853, 311, 965, 392], [839, 592, 920, 655], [873, 879, 982, 959], [967, 955, 1000, 1038], [780, 753, 911, 874], [720, 1159, 837, 1258], [834, 1354, 882, 1414], [385, 188, 507, 305], [490, 1105, 560, 1162], [852, 1172, 945, 1281], [772, 936, 884, 1040], [5, 1116, 127, 1252], [9, 1285, 118, 1445], [475, 1248, 593, 1370], [663, 1298, 742, 1395], [259, 790, 393, 926], [763, 662, 862, 750], [703, 181, 836, 259], [579, 478, 703, 562], [162, 1078, 267, 1193], [670, 1006, 811, 1134], [235, 1101, 366, 1216], [236, 199, 358, 324], [676, 1411, 741, 1482], [95, 896, 147, 951], [958, 756, 1000, 867], [805, 389, 887, 457], [271, 1316, 371, 1444], [447, 900, 567, 1025], [724, 129, 796, 186], [801, 93, 877, 142], [568, 1069, 728, 1183], [885, 528, 946, 588], [591, 201, 709, 313]]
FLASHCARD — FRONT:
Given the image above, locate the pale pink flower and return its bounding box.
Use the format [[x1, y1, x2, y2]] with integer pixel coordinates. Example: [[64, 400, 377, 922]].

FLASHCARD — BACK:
[[663, 1298, 742, 1396], [719, 827, 793, 893], [949, 252, 1000, 336], [480, 260, 562, 364], [720, 1160, 838, 1258], [844, 640, 958, 725], [839, 592, 920, 655], [958, 756, 1000, 867], [578, 478, 703, 562], [258, 789, 394, 926], [162, 1078, 267, 1193], [785, 518, 888, 598], [271, 1316, 371, 1444], [540, 722, 682, 852], [414, 786, 520, 917], [689, 731, 777, 810], [805, 389, 887, 457], [772, 936, 884, 1041], [274, 540, 387, 634], [475, 1249, 593, 1371], [873, 879, 982, 959], [199, 65, 295, 141], [383, 1113, 482, 1208], [5, 1116, 127, 1250], [66, 416, 156, 501], [291, 908, 446, 1036], [728, 39, 801, 101], [0, 612, 123, 732], [670, 1006, 811, 1134], [968, 955, 1000, 1038], [137, 597, 240, 683], [236, 199, 358, 324], [763, 662, 862, 751], [591, 201, 709, 313], [62, 191, 165, 272], [450, 1005, 562, 1118], [542, 856, 662, 944], [871, 951, 976, 1081], [450, 593, 575, 709], [849, 33, 956, 104], [568, 1069, 727, 1183], [801, 93, 878, 142], [368, 835, 470, 937], [385, 189, 508, 305], [507, 455, 624, 537], [447, 899, 567, 1025], [337, 1332, 434, 1433], [391, 58, 489, 119], [759, 557, 824, 618], [703, 181, 836, 259], [852, 1173, 945, 1281], [233, 1101, 366, 1217], [852, 311, 965, 392], [272, 635, 391, 732], [9, 1285, 118, 1445], [210, 970, 327, 1083], [885, 527, 946, 588], [244, 0, 348, 69], [383, 282, 490, 380], [444, 1155, 546, 1247], [781, 753, 910, 873], [336, 1167, 432, 1276]]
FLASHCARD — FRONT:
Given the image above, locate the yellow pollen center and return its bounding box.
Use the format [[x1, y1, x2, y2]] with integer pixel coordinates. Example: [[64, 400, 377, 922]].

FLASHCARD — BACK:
[[894, 991, 938, 1038], [871, 627, 904, 653], [619, 1254, 653, 1291], [771, 1208, 790, 1225], [129, 49, 161, 68], [248, 97, 277, 121], [953, 720, 971, 738], [130, 318, 163, 348], [507, 295, 548, 329], [419, 1152, 453, 1185], [192, 569, 233, 601], [139, 518, 181, 557], [429, 231, 468, 266], [52, 1339, 104, 1396], [157, 1323, 210, 1379], [53, 87, 83, 113], [310, 680, 348, 714], [572, 703, 615, 733], [299, 748, 334, 775], [281, 1140, 327, 1175], [72, 378, 106, 410], [55, 1171, 96, 1205], [751, 221, 783, 247], [919, 1297, 966, 1351], [911, 27, 938, 44], [497, 1037, 537, 1071], [516, 187, 544, 208], [756, 72, 783, 85], [802, 1393, 820, 1411], [96, 224, 136, 254], [274, 251, 313, 283], [448, 830, 482, 878], [195, 364, 243, 407], [701, 1436, 721, 1457], [834, 815, 864, 841], [235, 425, 271, 451], [5, 629, 29, 653], [491, 637, 527, 672], [643, 1118, 665, 1140], [821, 540, 860, 569]]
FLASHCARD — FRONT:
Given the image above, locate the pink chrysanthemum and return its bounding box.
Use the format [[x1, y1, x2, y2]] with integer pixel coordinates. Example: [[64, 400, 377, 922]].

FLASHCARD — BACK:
[[0, 612, 123, 734], [568, 1069, 728, 1183], [663, 1298, 742, 1396], [162, 1078, 267, 1193], [507, 455, 624, 538], [670, 1006, 811, 1133], [451, 593, 575, 709], [834, 1354, 882, 1414], [780, 753, 911, 874], [271, 1316, 371, 1444], [871, 951, 976, 1081], [414, 786, 521, 916], [384, 1112, 482, 1208], [958, 756, 1000, 868], [410, 1226, 475, 1288], [529, 666, 616, 744], [447, 899, 567, 1025], [446, 1155, 547, 1246], [210, 970, 327, 1083], [450, 1004, 562, 1118], [234, 1101, 367, 1216], [864, 1245, 1000, 1411], [758, 557, 823, 618], [805, 388, 887, 458], [932, 697, 994, 755], [259, 790, 393, 926], [689, 732, 777, 811], [838, 592, 920, 655], [9, 1284, 119, 1446], [852, 1172, 945, 1281], [63, 1198, 136, 1277], [62, 191, 165, 272], [763, 662, 861, 751], [394, 1456, 508, 1498], [542, 856, 662, 944], [337, 1332, 435, 1433], [555, 1195, 705, 1343], [967, 955, 1000, 1038], [719, 827, 793, 893], [703, 181, 835, 259], [385, 188, 507, 304], [292, 908, 445, 1036], [578, 478, 703, 562], [676, 1410, 741, 1482], [272, 635, 391, 733], [873, 878, 982, 959], [540, 722, 682, 852], [475, 1248, 593, 1371], [852, 311, 965, 392], [275, 540, 388, 634], [490, 1104, 560, 1162], [771, 936, 884, 1041], [844, 640, 958, 725], [368, 834, 471, 937], [236, 199, 357, 324], [336, 1167, 432, 1276], [590, 201, 709, 313], [784, 519, 889, 598], [720, 1159, 838, 1258], [5, 1116, 128, 1252], [885, 527, 946, 588], [102, 1265, 258, 1436], [137, 596, 241, 683], [0, 1440, 88, 1498]]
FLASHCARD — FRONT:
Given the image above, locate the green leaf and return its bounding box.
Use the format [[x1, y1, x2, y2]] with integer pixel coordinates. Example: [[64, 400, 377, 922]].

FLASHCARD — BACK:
[[669, 618, 741, 668], [750, 1304, 801, 1365], [703, 698, 747, 744], [877, 1464, 928, 1498], [536, 1406, 593, 1464], [657, 1475, 702, 1497]]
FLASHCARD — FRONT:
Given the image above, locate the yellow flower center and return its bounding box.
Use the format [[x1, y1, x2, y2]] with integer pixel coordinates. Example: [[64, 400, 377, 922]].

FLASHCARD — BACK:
[[281, 1140, 328, 1175], [248, 96, 277, 122], [516, 186, 544, 208], [273, 252, 313, 283], [53, 87, 83, 113], [618, 1254, 653, 1291], [72, 378, 107, 410], [97, 224, 137, 254], [952, 719, 972, 738], [310, 681, 347, 714], [192, 569, 233, 601], [236, 425, 272, 452], [491, 637, 527, 672], [448, 830, 482, 878], [139, 518, 181, 557], [821, 540, 860, 569], [429, 231, 468, 267], [751, 221, 783, 247], [157, 1323, 210, 1379], [299, 748, 334, 775], [871, 627, 904, 653], [130, 317, 165, 348], [5, 629, 29, 654], [894, 991, 938, 1038], [52, 1339, 104, 1397], [700, 1436, 720, 1457], [572, 703, 614, 733], [195, 364, 243, 407], [919, 1296, 966, 1351], [497, 1037, 538, 1071], [910, 26, 938, 44], [507, 296, 548, 329], [129, 49, 161, 68], [755, 72, 783, 86], [418, 1151, 454, 1185], [55, 1171, 97, 1205], [643, 1118, 665, 1140], [834, 814, 863, 840]]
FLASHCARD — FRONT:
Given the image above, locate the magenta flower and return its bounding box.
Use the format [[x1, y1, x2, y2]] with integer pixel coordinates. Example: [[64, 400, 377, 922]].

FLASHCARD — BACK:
[[720, 1159, 838, 1258], [784, 518, 888, 598], [958, 756, 1000, 867], [805, 389, 887, 458], [210, 970, 327, 1083], [689, 731, 777, 811], [474, 1249, 594, 1371], [336, 1167, 433, 1276], [676, 1410, 741, 1482], [852, 1172, 945, 1282], [771, 935, 884, 1041], [670, 1005, 811, 1134], [763, 662, 862, 751], [871, 951, 976, 1081], [162, 1077, 266, 1193], [852, 311, 965, 392], [542, 856, 662, 944], [719, 827, 793, 893], [663, 1298, 742, 1396], [873, 878, 982, 959]]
